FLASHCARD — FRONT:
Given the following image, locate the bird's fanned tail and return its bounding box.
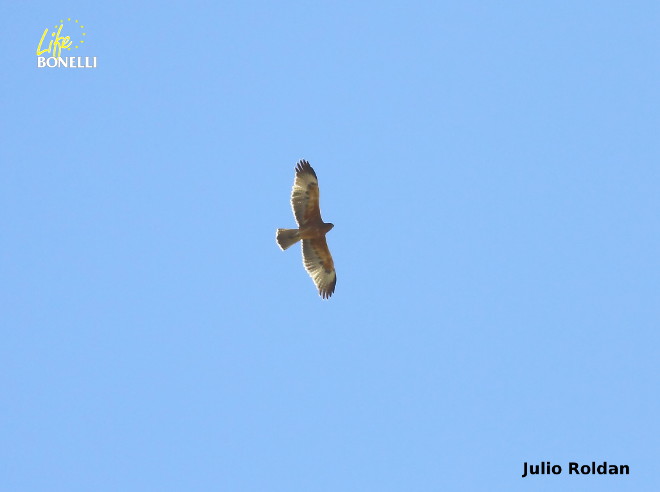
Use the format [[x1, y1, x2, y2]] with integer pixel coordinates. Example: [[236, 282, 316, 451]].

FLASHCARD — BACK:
[[276, 228, 300, 250]]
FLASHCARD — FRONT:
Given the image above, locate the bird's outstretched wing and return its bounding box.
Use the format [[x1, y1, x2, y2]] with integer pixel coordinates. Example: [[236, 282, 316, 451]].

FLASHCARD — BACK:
[[291, 160, 322, 226], [302, 237, 336, 299]]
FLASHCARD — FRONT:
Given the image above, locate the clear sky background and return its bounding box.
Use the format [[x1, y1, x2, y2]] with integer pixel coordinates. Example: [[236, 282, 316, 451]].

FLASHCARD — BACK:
[[2, 2, 658, 491]]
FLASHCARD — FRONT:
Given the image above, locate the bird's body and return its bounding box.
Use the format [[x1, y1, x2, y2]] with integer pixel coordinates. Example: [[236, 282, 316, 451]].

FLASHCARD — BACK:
[[298, 223, 334, 240], [276, 160, 336, 299]]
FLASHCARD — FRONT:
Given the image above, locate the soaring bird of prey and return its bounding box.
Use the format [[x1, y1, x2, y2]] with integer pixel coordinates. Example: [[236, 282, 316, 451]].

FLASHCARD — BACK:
[[276, 160, 336, 299]]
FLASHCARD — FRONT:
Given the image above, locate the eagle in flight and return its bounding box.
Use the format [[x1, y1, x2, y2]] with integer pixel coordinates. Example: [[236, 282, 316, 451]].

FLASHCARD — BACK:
[[276, 160, 336, 299]]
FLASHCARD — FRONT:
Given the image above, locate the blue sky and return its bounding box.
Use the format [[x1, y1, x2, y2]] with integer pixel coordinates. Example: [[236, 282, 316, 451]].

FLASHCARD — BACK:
[[3, 2, 659, 491]]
